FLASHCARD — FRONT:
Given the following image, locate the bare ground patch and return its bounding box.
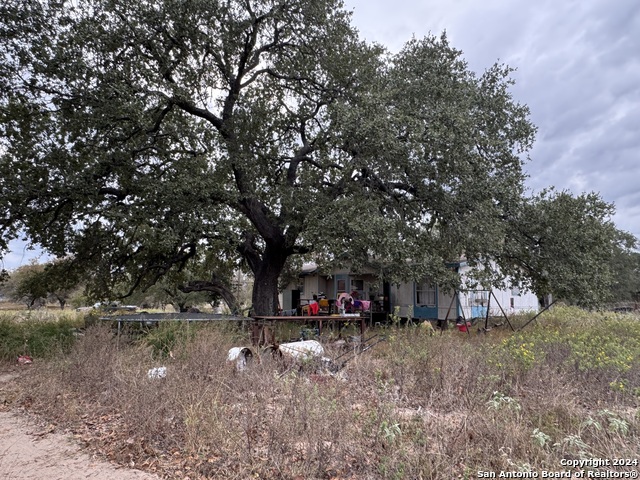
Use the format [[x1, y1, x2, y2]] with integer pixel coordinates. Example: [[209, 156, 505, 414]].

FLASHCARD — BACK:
[[0, 367, 159, 480], [0, 411, 160, 480]]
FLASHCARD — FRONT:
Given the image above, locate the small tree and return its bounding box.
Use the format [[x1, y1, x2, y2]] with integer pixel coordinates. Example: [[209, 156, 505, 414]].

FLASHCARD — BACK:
[[2, 259, 83, 309], [42, 258, 84, 309], [4, 263, 48, 309], [497, 190, 636, 307]]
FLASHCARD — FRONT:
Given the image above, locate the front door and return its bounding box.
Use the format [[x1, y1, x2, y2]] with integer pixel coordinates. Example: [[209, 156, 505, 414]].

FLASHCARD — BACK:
[[334, 274, 348, 299]]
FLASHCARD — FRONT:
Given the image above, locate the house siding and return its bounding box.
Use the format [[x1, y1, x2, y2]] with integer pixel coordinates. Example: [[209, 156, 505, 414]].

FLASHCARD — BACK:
[[281, 262, 539, 320]]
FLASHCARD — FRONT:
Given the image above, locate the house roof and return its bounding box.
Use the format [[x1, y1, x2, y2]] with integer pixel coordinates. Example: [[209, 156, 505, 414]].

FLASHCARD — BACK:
[[300, 262, 318, 276]]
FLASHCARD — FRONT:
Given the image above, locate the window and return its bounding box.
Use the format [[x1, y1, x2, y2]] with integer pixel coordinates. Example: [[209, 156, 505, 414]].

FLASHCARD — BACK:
[[469, 290, 489, 306], [416, 280, 436, 306], [336, 278, 346, 293], [350, 279, 365, 299]]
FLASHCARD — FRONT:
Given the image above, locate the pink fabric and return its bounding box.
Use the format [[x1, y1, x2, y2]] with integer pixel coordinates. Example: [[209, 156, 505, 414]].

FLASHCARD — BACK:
[[359, 300, 371, 311], [336, 293, 353, 306]]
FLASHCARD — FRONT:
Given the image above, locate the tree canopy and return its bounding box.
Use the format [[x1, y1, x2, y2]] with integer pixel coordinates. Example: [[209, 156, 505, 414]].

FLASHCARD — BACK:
[[496, 190, 636, 307], [0, 259, 83, 309], [0, 0, 633, 313], [609, 250, 640, 303], [1, 263, 48, 308]]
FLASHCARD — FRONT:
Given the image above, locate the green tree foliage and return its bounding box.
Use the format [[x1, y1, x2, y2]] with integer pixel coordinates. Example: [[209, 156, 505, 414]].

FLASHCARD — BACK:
[[42, 258, 85, 309], [1, 259, 83, 309], [1, 0, 380, 315], [308, 36, 535, 288], [3, 263, 48, 308], [126, 252, 233, 312], [0, 0, 629, 313], [498, 190, 636, 307], [607, 246, 640, 303]]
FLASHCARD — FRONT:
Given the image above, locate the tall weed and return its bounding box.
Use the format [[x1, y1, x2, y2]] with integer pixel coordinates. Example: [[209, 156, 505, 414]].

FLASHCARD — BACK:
[[0, 311, 82, 361], [9, 309, 640, 479]]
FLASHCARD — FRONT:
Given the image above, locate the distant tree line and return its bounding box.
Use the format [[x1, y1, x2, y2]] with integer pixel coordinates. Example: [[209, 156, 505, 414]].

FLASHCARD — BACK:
[[0, 259, 253, 312]]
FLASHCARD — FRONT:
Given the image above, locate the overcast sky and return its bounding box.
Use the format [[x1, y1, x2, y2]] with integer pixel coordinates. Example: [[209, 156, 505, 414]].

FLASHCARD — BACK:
[[2, 0, 639, 270], [345, 0, 640, 234]]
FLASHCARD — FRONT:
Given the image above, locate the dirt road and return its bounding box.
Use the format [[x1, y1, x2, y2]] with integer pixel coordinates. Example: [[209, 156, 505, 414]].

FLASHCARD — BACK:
[[0, 372, 160, 480]]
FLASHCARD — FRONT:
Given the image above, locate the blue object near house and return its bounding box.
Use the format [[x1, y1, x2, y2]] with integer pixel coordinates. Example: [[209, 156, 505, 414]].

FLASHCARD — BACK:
[[471, 305, 488, 318], [413, 280, 438, 319]]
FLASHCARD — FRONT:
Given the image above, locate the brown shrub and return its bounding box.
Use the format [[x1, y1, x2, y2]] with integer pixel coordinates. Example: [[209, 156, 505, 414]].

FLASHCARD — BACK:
[[11, 321, 640, 479]]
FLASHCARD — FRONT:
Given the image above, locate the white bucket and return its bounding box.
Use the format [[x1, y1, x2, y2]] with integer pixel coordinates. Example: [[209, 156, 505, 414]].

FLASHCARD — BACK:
[[278, 340, 324, 360], [227, 347, 254, 371]]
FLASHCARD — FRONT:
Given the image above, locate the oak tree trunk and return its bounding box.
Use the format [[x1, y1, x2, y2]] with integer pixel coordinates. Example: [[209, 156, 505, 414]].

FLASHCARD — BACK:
[[250, 246, 288, 316]]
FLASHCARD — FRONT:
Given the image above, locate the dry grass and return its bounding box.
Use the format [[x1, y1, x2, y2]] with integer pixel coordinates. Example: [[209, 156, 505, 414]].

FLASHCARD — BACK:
[[5, 307, 640, 479]]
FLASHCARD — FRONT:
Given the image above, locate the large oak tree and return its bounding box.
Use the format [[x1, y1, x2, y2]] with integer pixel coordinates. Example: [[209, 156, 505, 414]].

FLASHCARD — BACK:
[[0, 0, 628, 313]]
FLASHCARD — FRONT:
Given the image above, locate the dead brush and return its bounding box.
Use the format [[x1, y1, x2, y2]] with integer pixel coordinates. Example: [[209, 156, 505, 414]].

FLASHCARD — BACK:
[[9, 317, 640, 479], [350, 328, 498, 410], [13, 323, 121, 425]]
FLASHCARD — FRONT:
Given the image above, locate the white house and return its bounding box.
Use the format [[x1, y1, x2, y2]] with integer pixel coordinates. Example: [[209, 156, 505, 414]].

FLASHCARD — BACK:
[[281, 260, 538, 322]]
